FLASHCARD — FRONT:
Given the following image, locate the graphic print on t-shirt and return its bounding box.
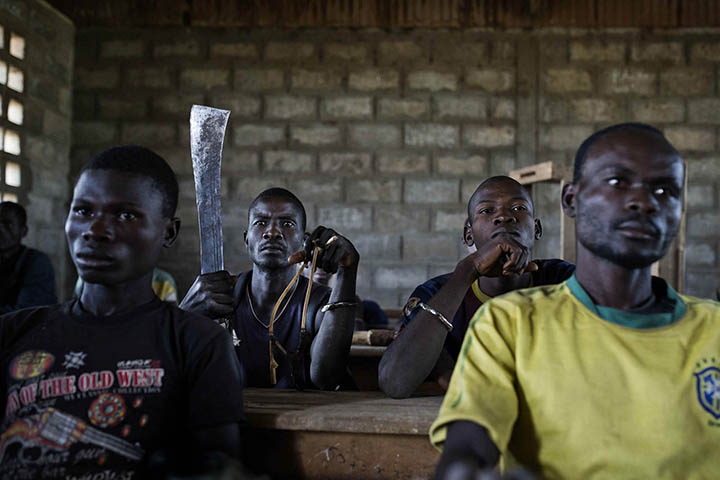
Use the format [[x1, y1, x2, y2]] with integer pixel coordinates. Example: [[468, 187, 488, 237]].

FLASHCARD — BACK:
[[695, 357, 720, 424], [1, 349, 166, 479]]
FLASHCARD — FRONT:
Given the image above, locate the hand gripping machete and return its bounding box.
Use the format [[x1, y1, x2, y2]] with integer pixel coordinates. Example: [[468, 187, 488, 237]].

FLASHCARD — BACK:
[[189, 105, 239, 346]]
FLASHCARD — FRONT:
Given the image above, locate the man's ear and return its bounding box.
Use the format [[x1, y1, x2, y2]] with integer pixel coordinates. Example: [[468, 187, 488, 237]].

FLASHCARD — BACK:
[[534, 219, 543, 240], [20, 225, 28, 239], [243, 231, 248, 248], [561, 183, 577, 218], [162, 217, 181, 248], [463, 226, 474, 247]]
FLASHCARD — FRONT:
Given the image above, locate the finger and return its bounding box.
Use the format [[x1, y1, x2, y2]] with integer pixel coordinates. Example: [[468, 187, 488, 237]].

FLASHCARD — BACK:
[[304, 226, 326, 257], [210, 293, 235, 305], [320, 243, 342, 274], [525, 261, 539, 272], [209, 304, 234, 318], [316, 228, 337, 249]]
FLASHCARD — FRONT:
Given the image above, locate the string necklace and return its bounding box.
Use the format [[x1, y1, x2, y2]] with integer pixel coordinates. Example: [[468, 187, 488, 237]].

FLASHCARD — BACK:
[[247, 278, 298, 329]]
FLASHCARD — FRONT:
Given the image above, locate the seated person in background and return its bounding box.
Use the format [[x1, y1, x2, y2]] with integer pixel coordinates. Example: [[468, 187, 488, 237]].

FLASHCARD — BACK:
[[0, 146, 245, 479], [181, 187, 360, 390], [431, 123, 720, 479], [309, 267, 388, 330], [0, 201, 56, 313], [75, 266, 179, 304], [379, 176, 574, 398]]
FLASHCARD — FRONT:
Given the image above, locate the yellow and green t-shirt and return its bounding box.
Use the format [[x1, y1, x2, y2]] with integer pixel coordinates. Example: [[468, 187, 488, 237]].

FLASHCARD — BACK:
[[430, 276, 720, 479]]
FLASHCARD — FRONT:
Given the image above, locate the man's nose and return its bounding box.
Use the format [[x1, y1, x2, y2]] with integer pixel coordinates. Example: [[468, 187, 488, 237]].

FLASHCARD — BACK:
[[262, 222, 283, 239], [493, 210, 517, 225], [626, 186, 659, 215], [82, 215, 113, 242]]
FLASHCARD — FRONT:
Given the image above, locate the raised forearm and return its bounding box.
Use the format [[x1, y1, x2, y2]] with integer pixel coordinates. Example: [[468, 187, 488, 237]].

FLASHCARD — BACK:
[[309, 265, 357, 389], [379, 266, 476, 398]]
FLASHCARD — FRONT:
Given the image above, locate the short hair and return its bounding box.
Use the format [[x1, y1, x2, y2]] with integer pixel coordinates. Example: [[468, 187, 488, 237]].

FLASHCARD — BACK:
[[80, 145, 178, 218], [249, 187, 307, 230], [572, 123, 678, 183], [0, 201, 26, 226], [467, 175, 532, 218]]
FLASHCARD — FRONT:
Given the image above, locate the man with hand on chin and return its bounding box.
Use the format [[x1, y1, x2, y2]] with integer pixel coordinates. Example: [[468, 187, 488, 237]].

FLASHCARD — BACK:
[[0, 146, 245, 479], [181, 187, 360, 390], [432, 123, 720, 479], [379, 176, 573, 398]]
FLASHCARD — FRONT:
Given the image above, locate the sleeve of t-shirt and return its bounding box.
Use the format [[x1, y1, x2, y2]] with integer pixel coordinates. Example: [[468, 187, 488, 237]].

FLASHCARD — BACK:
[[184, 325, 246, 429], [429, 300, 519, 453], [399, 281, 441, 329]]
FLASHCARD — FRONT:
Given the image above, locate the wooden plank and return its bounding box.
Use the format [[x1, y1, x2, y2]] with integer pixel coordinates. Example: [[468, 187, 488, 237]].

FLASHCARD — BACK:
[[350, 345, 387, 357], [243, 389, 442, 435], [509, 161, 569, 185]]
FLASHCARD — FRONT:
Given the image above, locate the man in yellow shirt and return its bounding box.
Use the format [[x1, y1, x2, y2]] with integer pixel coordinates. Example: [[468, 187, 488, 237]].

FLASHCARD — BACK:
[[431, 123, 720, 479]]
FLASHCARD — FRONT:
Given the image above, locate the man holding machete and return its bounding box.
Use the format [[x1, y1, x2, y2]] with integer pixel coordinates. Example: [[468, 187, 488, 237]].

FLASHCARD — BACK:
[[181, 188, 360, 390]]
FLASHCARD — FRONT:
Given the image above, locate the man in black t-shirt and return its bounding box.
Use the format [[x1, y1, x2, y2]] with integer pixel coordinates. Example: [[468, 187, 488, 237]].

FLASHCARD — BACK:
[[0, 202, 56, 313], [379, 176, 575, 398], [0, 146, 245, 479]]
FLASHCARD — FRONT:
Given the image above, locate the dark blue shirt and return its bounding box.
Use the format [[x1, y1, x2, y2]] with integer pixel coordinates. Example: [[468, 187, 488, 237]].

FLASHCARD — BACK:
[[401, 259, 575, 361], [0, 246, 56, 314]]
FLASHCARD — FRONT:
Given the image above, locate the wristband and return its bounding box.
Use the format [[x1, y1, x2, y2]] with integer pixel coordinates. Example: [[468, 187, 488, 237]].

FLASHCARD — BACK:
[[320, 301, 359, 313], [415, 302, 453, 331]]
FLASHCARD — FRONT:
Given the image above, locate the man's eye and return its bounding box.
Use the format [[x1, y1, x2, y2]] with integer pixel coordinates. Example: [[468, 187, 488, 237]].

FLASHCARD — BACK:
[[254, 220, 266, 226], [512, 205, 527, 211], [653, 186, 672, 196], [479, 208, 492, 215], [73, 207, 90, 216], [607, 177, 625, 187], [118, 212, 136, 221], [282, 221, 295, 228]]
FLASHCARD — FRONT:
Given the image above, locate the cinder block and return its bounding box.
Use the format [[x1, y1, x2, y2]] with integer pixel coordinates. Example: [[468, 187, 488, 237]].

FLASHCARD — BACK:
[[539, 97, 567, 122], [319, 152, 372, 175], [660, 68, 714, 96], [263, 151, 314, 173], [73, 121, 117, 144], [153, 94, 205, 118], [349, 69, 400, 91], [235, 69, 284, 91], [126, 67, 174, 89], [72, 93, 96, 119], [206, 94, 261, 118], [376, 152, 430, 174], [209, 42, 257, 59], [686, 183, 716, 207], [98, 97, 147, 119], [322, 96, 373, 119], [542, 68, 592, 93], [378, 41, 427, 65], [688, 98, 720, 124], [664, 127, 715, 152], [491, 98, 515, 120], [75, 67, 119, 89], [234, 176, 288, 200], [316, 205, 372, 231], [266, 42, 315, 62], [466, 69, 515, 92], [568, 98, 623, 123], [434, 209, 468, 232], [265, 95, 317, 120], [121, 123, 176, 145], [224, 151, 259, 173], [690, 42, 720, 62], [434, 95, 487, 120], [688, 212, 720, 235], [405, 179, 459, 204], [180, 68, 230, 90], [491, 41, 516, 62], [292, 178, 343, 202], [539, 125, 593, 151], [404, 234, 459, 261], [290, 124, 342, 146], [433, 41, 488, 65], [688, 157, 720, 181], [435, 153, 487, 175], [463, 125, 515, 148], [407, 71, 458, 91], [347, 179, 402, 203], [405, 124, 459, 148], [99, 40, 144, 58], [685, 242, 717, 266], [374, 266, 429, 289], [569, 41, 625, 62], [599, 68, 656, 96], [686, 270, 720, 300], [631, 42, 684, 63], [348, 124, 401, 148], [291, 69, 343, 90], [351, 234, 402, 260], [631, 99, 685, 123], [374, 205, 430, 233], [323, 43, 369, 63], [378, 97, 430, 119], [153, 40, 200, 57], [233, 124, 285, 147]]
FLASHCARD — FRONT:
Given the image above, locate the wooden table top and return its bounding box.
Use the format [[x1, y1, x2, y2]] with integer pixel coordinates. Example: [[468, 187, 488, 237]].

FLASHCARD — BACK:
[[243, 388, 443, 436]]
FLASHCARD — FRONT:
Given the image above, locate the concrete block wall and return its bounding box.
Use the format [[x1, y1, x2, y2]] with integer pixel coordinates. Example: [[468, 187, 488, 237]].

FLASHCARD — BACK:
[[70, 27, 720, 305], [0, 1, 74, 299]]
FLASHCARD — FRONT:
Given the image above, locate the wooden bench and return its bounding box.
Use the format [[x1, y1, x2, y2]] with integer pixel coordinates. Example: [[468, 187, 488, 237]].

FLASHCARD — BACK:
[[242, 388, 442, 479]]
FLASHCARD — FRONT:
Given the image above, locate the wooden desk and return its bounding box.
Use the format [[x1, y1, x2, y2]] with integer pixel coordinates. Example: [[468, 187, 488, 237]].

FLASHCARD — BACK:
[[242, 389, 442, 479]]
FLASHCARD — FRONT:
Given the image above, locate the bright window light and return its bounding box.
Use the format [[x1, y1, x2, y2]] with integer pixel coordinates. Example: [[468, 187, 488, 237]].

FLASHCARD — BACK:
[[0, 26, 5, 49], [9, 34, 24, 59], [4, 129, 20, 155], [2, 192, 17, 202], [5, 161, 20, 187], [8, 99, 22, 125], [7, 66, 22, 92], [0, 61, 7, 85]]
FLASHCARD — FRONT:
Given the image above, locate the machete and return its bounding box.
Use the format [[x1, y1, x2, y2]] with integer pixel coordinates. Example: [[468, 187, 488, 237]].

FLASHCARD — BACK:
[[189, 104, 239, 345]]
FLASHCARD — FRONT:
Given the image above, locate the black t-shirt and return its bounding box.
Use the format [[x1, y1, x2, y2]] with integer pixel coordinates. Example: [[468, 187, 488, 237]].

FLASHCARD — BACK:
[[0, 298, 245, 480]]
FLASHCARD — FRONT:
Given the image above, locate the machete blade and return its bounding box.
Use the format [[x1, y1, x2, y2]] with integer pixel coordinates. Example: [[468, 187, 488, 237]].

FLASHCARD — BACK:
[[189, 105, 230, 274]]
